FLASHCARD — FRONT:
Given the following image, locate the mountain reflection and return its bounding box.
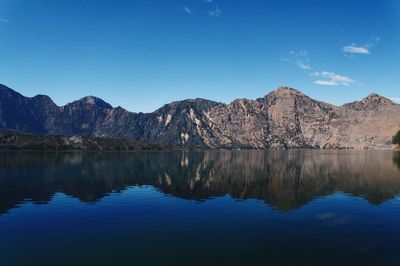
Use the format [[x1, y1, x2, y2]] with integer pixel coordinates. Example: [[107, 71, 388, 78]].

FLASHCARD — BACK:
[[1, 150, 400, 213]]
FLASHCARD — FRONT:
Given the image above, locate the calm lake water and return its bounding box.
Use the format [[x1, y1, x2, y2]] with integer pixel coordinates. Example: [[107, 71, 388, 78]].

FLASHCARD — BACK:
[[0, 150, 400, 266]]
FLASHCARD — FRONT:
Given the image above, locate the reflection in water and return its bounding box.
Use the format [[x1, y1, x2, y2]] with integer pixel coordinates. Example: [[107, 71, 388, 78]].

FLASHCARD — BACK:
[[394, 151, 400, 169], [1, 150, 400, 213]]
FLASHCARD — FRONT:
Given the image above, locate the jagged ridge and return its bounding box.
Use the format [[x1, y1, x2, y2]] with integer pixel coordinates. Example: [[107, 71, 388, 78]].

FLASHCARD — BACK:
[[0, 83, 399, 149]]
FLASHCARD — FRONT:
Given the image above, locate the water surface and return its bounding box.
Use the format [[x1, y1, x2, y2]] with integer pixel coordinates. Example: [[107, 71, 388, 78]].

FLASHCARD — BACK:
[[1, 150, 400, 266]]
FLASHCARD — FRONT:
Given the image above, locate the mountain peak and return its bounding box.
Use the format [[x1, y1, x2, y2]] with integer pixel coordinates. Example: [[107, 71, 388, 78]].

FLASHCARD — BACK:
[[33, 94, 53, 102], [265, 86, 305, 98], [276, 86, 306, 96], [275, 86, 301, 93], [74, 96, 113, 109], [362, 93, 393, 105], [343, 93, 395, 110], [364, 93, 389, 101]]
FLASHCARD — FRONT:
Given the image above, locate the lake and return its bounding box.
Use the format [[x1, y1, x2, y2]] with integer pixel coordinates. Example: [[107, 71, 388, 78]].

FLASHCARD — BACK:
[[0, 150, 400, 266]]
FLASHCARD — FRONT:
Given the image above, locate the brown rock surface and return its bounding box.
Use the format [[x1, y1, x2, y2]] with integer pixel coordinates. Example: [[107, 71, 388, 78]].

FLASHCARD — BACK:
[[1, 84, 399, 149]]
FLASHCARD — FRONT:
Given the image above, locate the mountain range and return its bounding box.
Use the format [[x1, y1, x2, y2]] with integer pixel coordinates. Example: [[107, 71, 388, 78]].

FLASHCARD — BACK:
[[1, 83, 399, 149]]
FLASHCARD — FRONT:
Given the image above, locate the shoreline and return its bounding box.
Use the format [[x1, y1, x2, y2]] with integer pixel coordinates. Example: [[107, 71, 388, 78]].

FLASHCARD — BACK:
[[1, 130, 398, 151]]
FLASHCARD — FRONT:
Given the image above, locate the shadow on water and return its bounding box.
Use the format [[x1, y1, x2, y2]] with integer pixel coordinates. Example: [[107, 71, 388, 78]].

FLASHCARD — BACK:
[[1, 150, 400, 214], [394, 151, 400, 170]]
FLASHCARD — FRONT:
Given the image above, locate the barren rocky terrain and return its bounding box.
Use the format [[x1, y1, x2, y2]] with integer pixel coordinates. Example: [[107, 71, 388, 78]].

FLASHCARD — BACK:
[[1, 83, 399, 149]]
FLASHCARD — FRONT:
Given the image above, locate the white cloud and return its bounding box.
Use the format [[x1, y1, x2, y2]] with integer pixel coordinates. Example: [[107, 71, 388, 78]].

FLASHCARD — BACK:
[[314, 80, 338, 86], [208, 6, 221, 17], [342, 37, 379, 55], [0, 18, 8, 23], [312, 71, 355, 86], [296, 61, 312, 70], [343, 45, 370, 54], [282, 51, 360, 87], [284, 50, 312, 71], [182, 6, 192, 14]]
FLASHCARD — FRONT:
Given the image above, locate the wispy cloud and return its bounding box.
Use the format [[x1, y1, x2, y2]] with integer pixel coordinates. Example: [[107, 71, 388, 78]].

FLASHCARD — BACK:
[[342, 37, 379, 55], [343, 45, 370, 54], [282, 50, 359, 87], [289, 50, 308, 57], [0, 18, 8, 23], [182, 6, 193, 15], [296, 62, 312, 70], [282, 50, 312, 71], [207, 6, 221, 17], [312, 71, 355, 86], [184, 1, 220, 18]]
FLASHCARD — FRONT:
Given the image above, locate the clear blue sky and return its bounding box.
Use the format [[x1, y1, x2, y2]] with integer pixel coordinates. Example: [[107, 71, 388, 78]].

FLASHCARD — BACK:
[[0, 0, 399, 112]]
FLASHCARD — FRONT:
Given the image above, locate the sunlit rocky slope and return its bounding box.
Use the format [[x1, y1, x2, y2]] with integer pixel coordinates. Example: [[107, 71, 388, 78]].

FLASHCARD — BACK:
[[1, 83, 399, 149]]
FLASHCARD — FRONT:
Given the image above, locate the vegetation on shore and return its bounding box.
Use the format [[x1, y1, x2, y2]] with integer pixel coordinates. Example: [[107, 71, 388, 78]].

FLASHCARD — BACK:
[[394, 152, 400, 169], [0, 130, 188, 151], [393, 130, 400, 147]]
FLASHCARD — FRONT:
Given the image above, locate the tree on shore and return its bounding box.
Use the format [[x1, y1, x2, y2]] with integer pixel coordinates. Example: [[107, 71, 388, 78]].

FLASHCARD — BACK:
[[394, 152, 400, 170], [393, 130, 400, 146]]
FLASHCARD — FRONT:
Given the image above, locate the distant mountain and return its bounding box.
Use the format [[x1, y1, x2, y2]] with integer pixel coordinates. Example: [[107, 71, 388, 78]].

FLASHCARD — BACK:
[[1, 83, 399, 149]]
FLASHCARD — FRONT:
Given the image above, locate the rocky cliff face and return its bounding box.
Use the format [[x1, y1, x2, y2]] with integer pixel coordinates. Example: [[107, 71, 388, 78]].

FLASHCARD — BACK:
[[1, 83, 399, 149]]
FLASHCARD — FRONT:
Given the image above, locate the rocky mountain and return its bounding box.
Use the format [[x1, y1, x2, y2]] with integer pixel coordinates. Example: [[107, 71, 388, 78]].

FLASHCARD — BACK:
[[1, 83, 399, 149]]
